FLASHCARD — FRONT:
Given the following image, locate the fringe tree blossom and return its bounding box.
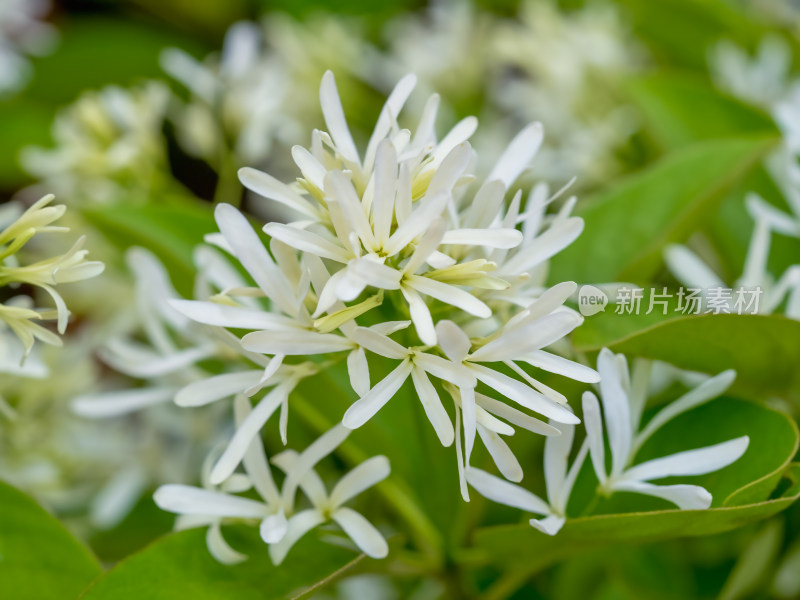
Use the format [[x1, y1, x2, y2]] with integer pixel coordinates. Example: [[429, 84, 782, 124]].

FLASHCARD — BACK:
[[22, 83, 170, 203], [665, 191, 800, 319], [466, 419, 588, 535], [172, 71, 597, 499], [0, 195, 103, 356], [155, 403, 389, 565], [583, 349, 748, 509]]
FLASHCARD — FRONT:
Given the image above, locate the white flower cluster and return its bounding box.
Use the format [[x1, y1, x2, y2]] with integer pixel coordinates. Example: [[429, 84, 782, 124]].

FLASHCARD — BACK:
[[22, 83, 171, 203], [168, 71, 594, 504], [467, 349, 749, 534], [0, 195, 104, 357], [155, 415, 389, 564], [669, 38, 800, 318], [144, 71, 751, 557]]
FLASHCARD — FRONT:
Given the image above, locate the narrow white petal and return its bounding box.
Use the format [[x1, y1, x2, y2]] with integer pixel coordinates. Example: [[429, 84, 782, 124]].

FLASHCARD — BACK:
[[407, 275, 491, 318], [347, 258, 402, 292], [477, 425, 523, 482], [410, 366, 455, 446], [623, 436, 750, 482], [215, 204, 298, 315], [443, 228, 523, 249], [153, 485, 267, 518], [434, 320, 471, 363], [401, 286, 437, 346], [664, 244, 725, 290], [470, 364, 580, 424], [596, 348, 633, 478], [502, 218, 584, 275], [431, 118, 478, 167], [347, 347, 371, 397], [259, 511, 288, 544], [475, 393, 561, 436], [465, 467, 550, 515], [320, 71, 359, 164], [582, 391, 607, 484], [351, 326, 408, 360], [176, 371, 263, 407], [544, 422, 574, 505], [325, 170, 376, 250], [342, 360, 413, 428], [169, 299, 296, 330], [210, 384, 291, 484], [522, 350, 600, 383], [488, 122, 544, 189], [291, 145, 327, 191], [264, 222, 350, 263], [242, 329, 352, 355], [207, 522, 248, 564], [329, 456, 391, 508], [331, 507, 389, 558], [426, 142, 472, 197], [461, 385, 477, 465], [529, 514, 566, 536], [234, 395, 281, 505], [72, 387, 174, 418], [239, 167, 318, 219], [281, 425, 350, 509], [469, 312, 582, 362], [611, 480, 712, 510], [371, 140, 399, 245]]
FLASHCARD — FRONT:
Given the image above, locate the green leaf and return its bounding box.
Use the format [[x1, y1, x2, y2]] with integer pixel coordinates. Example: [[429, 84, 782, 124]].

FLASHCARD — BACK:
[[573, 314, 800, 401], [79, 527, 372, 600], [549, 137, 775, 283], [0, 480, 102, 600], [81, 200, 216, 297], [627, 74, 777, 150], [464, 464, 800, 574]]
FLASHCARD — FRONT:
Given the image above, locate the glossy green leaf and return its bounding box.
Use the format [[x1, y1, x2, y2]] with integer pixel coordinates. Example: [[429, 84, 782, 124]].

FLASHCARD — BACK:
[[627, 74, 777, 150], [550, 137, 774, 284], [573, 314, 800, 400], [464, 464, 800, 573], [79, 527, 370, 600], [0, 480, 102, 600], [81, 200, 216, 297]]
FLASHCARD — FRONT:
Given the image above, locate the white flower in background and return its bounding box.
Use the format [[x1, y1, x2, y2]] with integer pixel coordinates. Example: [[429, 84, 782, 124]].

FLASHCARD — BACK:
[[0, 195, 104, 355], [710, 36, 797, 109], [174, 71, 595, 497], [466, 419, 589, 535], [0, 0, 57, 95], [162, 21, 293, 168], [156, 416, 389, 565], [488, 0, 643, 184], [665, 191, 800, 319], [21, 82, 170, 203], [583, 349, 748, 509]]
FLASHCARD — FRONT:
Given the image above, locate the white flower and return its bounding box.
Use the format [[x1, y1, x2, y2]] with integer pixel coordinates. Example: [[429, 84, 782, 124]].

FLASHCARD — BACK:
[[0, 195, 104, 354], [583, 349, 748, 509], [155, 414, 389, 565], [174, 70, 591, 497], [161, 22, 291, 166], [665, 191, 800, 319], [466, 419, 588, 535], [154, 395, 289, 564], [270, 432, 390, 564], [22, 83, 169, 203]]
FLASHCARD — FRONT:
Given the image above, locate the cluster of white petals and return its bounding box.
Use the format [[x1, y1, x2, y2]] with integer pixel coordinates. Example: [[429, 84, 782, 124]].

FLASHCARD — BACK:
[[465, 349, 749, 535], [155, 406, 389, 565], [22, 83, 170, 203], [0, 195, 104, 356], [168, 71, 598, 506]]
